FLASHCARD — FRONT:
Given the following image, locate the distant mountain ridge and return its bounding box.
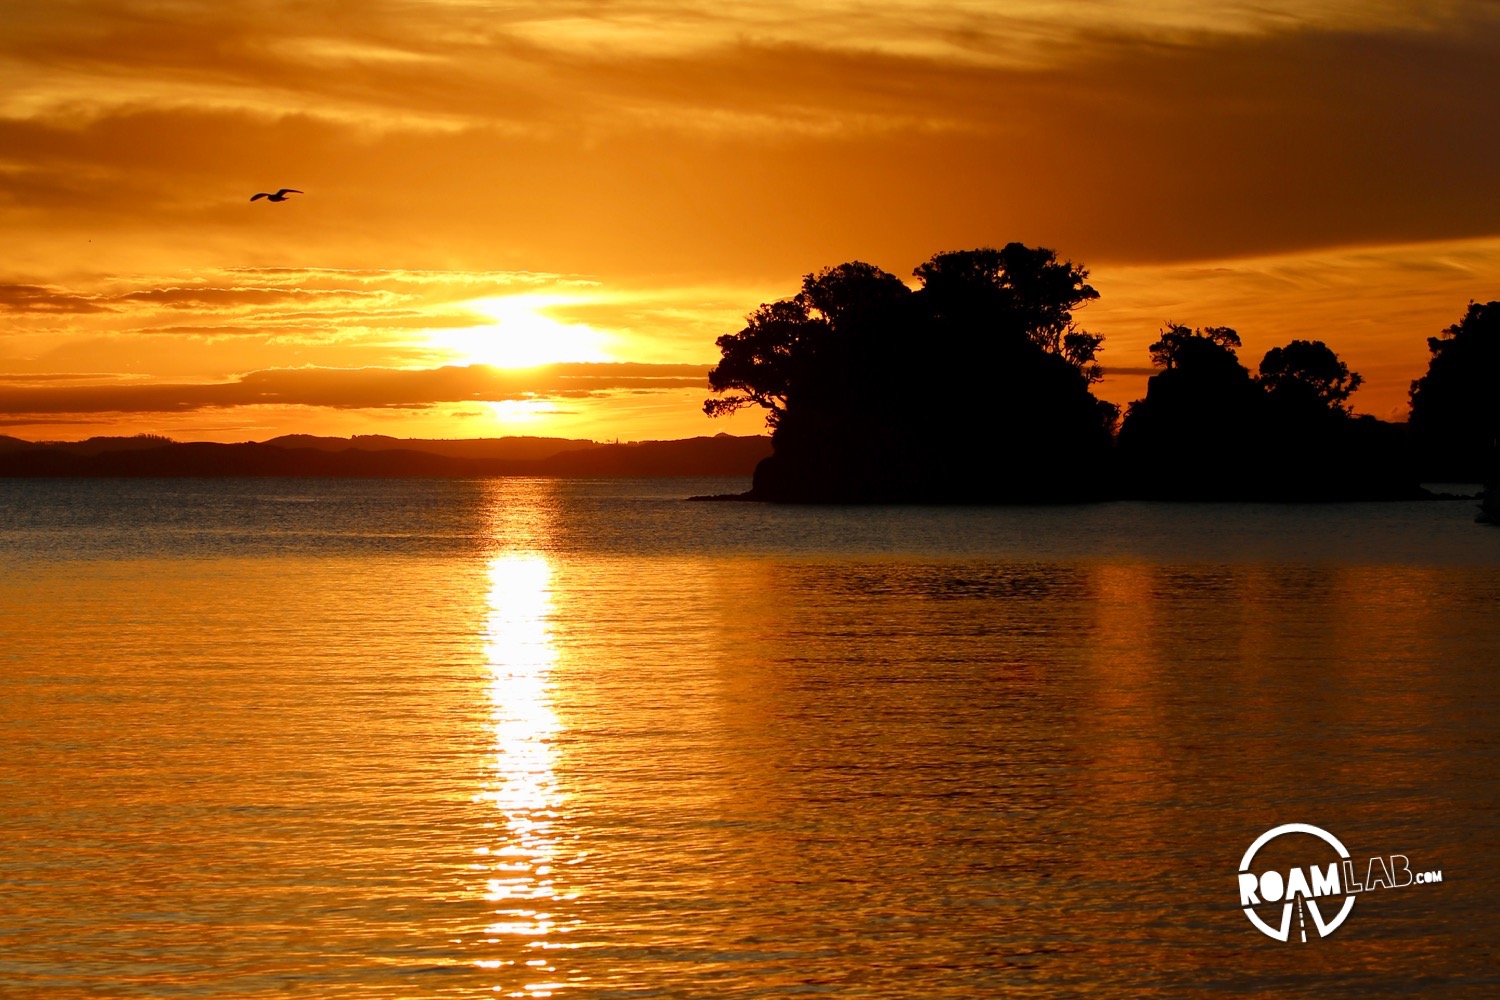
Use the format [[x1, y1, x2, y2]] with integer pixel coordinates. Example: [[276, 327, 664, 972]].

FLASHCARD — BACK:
[[261, 434, 603, 461], [0, 434, 772, 478]]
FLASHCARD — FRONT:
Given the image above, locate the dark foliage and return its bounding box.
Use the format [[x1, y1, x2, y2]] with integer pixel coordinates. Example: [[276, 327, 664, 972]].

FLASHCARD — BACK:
[[1118, 326, 1415, 499], [1259, 339, 1363, 415], [708, 245, 1434, 503], [706, 243, 1116, 502], [1118, 325, 1266, 498], [1409, 301, 1500, 480]]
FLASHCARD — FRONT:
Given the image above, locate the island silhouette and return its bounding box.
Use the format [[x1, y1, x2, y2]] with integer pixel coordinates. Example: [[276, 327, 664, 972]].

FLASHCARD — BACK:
[[702, 243, 1497, 504]]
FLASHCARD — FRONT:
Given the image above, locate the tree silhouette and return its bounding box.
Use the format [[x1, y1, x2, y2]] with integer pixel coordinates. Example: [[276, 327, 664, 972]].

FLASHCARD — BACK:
[[703, 299, 823, 424], [1409, 301, 1500, 479], [706, 244, 1114, 501], [1147, 324, 1242, 371], [913, 245, 1105, 380], [1117, 324, 1264, 498], [705, 262, 912, 425], [1254, 339, 1407, 499], [1258, 339, 1363, 416], [707, 252, 1424, 503], [1118, 325, 1415, 499]]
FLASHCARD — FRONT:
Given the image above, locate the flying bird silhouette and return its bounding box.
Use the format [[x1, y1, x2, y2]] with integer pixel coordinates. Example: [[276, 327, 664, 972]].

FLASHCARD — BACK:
[[250, 188, 303, 202]]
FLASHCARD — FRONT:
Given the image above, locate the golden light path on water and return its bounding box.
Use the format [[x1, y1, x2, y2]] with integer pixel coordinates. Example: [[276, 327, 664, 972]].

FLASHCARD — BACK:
[[1, 480, 1499, 996], [474, 483, 577, 997]]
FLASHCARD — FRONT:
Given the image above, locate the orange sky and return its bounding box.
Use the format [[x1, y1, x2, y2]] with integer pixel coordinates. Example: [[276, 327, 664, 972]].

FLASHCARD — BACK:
[[3, 1, 1498, 442]]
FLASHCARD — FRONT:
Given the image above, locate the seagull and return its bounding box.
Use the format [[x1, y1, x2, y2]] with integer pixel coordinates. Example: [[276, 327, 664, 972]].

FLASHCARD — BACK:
[[251, 188, 303, 202]]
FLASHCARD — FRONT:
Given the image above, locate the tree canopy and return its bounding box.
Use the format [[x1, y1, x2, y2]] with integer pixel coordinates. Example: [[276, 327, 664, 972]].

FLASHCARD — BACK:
[[705, 243, 1115, 501], [1409, 300, 1500, 479], [1115, 325, 1404, 499], [706, 245, 1426, 503], [1259, 339, 1363, 415], [1147, 324, 1242, 372], [912, 245, 1104, 380]]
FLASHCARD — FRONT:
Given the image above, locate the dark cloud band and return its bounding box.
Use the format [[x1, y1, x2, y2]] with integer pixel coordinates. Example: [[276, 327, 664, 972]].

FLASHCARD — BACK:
[[0, 362, 710, 414]]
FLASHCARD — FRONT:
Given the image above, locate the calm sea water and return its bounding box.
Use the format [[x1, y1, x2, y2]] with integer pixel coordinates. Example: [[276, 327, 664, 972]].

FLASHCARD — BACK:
[[1, 478, 1498, 997]]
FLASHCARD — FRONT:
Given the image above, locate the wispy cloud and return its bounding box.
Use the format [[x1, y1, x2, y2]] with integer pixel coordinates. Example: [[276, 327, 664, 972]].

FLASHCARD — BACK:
[[0, 283, 115, 313], [0, 267, 576, 342], [0, 361, 710, 415], [5, 3, 1491, 128]]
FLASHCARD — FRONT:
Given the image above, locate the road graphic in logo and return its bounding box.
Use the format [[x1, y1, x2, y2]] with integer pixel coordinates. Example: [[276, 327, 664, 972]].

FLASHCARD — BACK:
[[1237, 823, 1444, 942]]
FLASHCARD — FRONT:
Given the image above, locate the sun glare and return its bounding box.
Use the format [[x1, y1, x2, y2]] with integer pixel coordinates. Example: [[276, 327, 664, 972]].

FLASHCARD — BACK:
[[432, 294, 612, 369], [487, 399, 553, 425]]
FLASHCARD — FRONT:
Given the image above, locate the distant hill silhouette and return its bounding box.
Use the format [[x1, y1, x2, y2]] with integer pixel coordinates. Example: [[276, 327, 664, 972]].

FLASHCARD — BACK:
[[0, 434, 771, 479], [0, 433, 175, 457], [263, 434, 603, 462]]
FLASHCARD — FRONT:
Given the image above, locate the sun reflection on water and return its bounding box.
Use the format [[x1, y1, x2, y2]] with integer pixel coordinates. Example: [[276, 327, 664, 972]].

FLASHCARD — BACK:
[[475, 551, 576, 997]]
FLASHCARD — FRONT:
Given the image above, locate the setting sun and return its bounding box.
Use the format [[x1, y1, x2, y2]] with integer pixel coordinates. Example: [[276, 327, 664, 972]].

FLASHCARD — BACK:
[[430, 294, 614, 370]]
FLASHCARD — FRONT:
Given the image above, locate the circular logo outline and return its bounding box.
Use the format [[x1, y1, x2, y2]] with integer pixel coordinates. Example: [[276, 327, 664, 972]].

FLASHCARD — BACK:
[[1239, 823, 1356, 942]]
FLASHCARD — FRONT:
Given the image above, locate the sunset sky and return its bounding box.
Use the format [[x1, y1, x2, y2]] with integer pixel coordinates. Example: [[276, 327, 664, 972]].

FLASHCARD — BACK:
[[3, 0, 1498, 442]]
